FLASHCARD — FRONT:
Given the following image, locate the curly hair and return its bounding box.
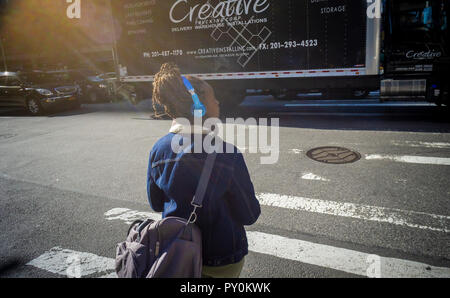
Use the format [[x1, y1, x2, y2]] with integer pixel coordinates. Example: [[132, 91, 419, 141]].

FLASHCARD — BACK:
[[152, 62, 207, 121]]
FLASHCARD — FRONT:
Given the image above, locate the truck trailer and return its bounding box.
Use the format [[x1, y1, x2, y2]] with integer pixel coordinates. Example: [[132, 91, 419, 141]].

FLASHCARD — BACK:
[[110, 0, 449, 109]]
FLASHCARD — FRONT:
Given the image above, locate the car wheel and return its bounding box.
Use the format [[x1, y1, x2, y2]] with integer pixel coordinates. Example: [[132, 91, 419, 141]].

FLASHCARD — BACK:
[[26, 98, 43, 116], [89, 91, 98, 103]]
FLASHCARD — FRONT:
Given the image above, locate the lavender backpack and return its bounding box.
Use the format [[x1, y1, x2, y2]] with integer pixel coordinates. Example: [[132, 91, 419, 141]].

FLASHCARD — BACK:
[[115, 152, 216, 278]]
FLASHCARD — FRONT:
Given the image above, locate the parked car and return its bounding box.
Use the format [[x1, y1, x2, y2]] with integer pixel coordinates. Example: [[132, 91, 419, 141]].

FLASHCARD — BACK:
[[0, 71, 80, 115], [67, 70, 110, 103]]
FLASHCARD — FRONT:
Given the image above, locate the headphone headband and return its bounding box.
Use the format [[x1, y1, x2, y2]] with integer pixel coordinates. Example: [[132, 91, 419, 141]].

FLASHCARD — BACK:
[[182, 76, 206, 117]]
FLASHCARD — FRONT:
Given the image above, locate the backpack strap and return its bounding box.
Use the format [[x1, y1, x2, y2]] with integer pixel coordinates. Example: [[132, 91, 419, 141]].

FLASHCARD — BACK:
[[186, 151, 217, 225]]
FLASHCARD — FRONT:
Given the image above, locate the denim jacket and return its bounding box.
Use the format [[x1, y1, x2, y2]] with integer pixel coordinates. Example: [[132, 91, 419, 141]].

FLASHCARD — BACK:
[[147, 131, 261, 266]]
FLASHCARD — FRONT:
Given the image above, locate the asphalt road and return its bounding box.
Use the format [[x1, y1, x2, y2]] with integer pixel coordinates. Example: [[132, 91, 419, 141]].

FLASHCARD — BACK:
[[0, 95, 449, 278]]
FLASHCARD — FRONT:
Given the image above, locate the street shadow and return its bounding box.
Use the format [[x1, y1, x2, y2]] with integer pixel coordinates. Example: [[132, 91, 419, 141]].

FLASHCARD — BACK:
[[0, 257, 23, 277], [228, 96, 450, 134], [46, 106, 95, 117], [0, 108, 30, 117], [133, 97, 450, 134], [3, 97, 449, 134], [0, 105, 94, 118]]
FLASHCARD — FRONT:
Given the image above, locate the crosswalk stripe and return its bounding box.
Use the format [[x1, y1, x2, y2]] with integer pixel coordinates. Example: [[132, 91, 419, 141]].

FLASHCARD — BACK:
[[102, 208, 450, 278], [301, 173, 329, 181], [391, 141, 450, 149], [26, 247, 116, 278], [365, 154, 450, 166], [26, 205, 450, 278], [26, 234, 450, 279], [105, 208, 161, 224], [105, 193, 450, 234], [284, 103, 435, 107], [247, 231, 450, 278], [271, 112, 395, 117], [257, 193, 450, 233]]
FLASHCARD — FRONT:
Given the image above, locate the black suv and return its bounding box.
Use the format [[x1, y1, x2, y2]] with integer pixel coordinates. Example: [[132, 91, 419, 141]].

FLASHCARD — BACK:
[[0, 71, 80, 115]]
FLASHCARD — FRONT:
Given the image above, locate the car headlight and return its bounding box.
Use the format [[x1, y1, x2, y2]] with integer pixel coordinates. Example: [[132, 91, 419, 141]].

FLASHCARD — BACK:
[[36, 89, 53, 96], [98, 84, 107, 89]]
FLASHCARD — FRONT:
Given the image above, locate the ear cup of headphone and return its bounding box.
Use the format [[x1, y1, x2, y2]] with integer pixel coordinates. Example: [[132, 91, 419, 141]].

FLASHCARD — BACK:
[[191, 103, 206, 117], [182, 76, 207, 117]]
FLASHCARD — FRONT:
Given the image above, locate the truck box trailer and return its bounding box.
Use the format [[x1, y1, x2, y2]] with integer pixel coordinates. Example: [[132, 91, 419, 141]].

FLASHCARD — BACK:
[[110, 0, 449, 108]]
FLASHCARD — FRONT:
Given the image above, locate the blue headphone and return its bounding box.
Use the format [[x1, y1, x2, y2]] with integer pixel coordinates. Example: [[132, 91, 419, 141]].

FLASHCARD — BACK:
[[182, 76, 207, 117]]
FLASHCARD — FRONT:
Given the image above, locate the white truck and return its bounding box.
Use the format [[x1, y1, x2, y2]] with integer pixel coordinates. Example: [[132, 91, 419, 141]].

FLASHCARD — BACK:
[[110, 0, 449, 109]]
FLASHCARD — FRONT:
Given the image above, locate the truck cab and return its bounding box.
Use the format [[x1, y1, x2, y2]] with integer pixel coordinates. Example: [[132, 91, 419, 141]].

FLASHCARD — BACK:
[[382, 0, 449, 104]]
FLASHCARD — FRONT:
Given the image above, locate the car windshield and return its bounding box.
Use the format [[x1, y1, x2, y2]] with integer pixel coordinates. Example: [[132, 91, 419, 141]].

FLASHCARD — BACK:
[[389, 0, 448, 45]]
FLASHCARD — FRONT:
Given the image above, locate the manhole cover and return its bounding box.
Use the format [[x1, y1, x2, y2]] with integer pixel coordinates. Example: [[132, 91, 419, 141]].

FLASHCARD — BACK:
[[306, 146, 361, 164]]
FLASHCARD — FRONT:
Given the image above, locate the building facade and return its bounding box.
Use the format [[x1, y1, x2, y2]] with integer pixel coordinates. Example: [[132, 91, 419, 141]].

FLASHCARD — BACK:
[[0, 0, 116, 72]]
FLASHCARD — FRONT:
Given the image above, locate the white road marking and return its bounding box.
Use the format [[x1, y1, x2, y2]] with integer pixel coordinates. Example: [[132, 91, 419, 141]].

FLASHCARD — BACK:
[[101, 209, 450, 278], [104, 208, 161, 224], [290, 149, 303, 154], [271, 112, 394, 117], [99, 272, 118, 278], [301, 173, 330, 181], [105, 191, 450, 234], [365, 154, 450, 166], [391, 141, 450, 149], [284, 103, 435, 107], [104, 208, 130, 216], [257, 193, 450, 233], [26, 247, 116, 278], [27, 235, 450, 279], [247, 231, 450, 278]]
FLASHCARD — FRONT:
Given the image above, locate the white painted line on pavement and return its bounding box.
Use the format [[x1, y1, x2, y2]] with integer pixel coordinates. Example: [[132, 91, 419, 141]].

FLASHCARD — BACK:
[[247, 231, 450, 278], [28, 233, 450, 279], [99, 272, 119, 278], [104, 208, 161, 224], [391, 141, 450, 149], [301, 173, 330, 181], [290, 149, 303, 154], [271, 112, 393, 117], [365, 154, 450, 166], [102, 209, 450, 278], [257, 193, 450, 233], [105, 191, 450, 234], [26, 247, 116, 278], [284, 103, 435, 107]]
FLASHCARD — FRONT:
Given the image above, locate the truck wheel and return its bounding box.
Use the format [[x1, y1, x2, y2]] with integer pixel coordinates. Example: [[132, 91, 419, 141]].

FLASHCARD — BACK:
[[26, 98, 43, 116]]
